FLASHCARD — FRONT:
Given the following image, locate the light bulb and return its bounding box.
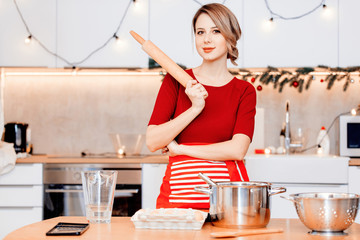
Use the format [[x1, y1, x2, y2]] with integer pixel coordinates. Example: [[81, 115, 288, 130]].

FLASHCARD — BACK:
[[264, 148, 271, 154], [317, 147, 323, 155], [113, 34, 122, 45], [322, 5, 333, 19], [132, 0, 145, 14], [262, 18, 275, 32], [24, 35, 32, 44], [116, 36, 121, 45], [71, 67, 77, 76], [351, 108, 358, 116]]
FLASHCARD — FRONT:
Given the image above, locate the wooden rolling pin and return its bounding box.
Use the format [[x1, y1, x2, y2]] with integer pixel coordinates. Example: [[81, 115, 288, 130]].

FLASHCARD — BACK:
[[130, 30, 192, 87], [210, 228, 284, 238]]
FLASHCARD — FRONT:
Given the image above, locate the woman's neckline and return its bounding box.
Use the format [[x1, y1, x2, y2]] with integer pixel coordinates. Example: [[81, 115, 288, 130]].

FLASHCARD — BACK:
[[189, 68, 235, 88]]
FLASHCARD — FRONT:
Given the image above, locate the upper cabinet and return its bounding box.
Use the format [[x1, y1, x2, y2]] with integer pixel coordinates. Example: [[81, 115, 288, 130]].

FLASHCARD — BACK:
[[242, 0, 338, 68], [0, 0, 56, 67], [338, 0, 360, 67], [55, 0, 148, 68], [0, 0, 358, 68]]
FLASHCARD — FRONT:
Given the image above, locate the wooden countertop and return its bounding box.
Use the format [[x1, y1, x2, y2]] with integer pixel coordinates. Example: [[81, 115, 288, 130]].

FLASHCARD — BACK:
[[349, 158, 360, 166], [17, 155, 360, 166], [16, 154, 169, 164], [4, 216, 360, 240]]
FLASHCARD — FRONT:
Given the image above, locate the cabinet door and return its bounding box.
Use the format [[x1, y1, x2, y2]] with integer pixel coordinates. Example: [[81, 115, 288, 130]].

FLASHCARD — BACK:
[[0, 207, 42, 240], [349, 166, 360, 224], [0, 163, 43, 185], [0, 185, 43, 207], [141, 164, 167, 209], [271, 183, 348, 219]]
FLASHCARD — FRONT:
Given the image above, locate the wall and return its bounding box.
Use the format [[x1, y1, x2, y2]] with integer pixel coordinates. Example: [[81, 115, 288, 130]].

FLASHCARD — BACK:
[[3, 71, 359, 155], [1, 0, 360, 155], [3, 73, 163, 155]]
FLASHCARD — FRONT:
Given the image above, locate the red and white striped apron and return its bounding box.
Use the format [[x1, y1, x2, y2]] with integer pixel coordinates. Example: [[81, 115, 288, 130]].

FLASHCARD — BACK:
[[156, 154, 249, 210]]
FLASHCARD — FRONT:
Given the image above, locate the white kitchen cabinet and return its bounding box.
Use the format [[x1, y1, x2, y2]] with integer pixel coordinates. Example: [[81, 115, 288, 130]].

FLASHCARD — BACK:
[[243, 0, 339, 68], [245, 155, 349, 219], [349, 165, 360, 224], [0, 163, 43, 240], [141, 163, 167, 209], [1, 0, 358, 68]]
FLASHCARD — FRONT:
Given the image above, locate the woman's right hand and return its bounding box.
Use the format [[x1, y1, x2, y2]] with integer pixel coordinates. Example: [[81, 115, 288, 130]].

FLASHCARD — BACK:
[[185, 80, 208, 112]]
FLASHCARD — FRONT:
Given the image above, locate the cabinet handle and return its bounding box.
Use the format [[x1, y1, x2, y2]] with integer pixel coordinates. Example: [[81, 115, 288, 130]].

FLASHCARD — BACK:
[[45, 189, 139, 194], [0, 206, 39, 209], [45, 189, 82, 193]]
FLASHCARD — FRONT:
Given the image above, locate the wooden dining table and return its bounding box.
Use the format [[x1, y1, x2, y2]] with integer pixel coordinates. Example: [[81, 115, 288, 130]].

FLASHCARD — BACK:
[[4, 216, 360, 240]]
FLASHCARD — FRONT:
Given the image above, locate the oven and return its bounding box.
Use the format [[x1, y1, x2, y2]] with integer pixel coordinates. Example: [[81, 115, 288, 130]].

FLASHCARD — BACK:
[[43, 163, 142, 220]]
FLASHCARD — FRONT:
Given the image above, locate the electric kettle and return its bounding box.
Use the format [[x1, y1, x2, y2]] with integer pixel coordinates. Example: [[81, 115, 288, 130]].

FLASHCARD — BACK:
[[4, 122, 28, 153]]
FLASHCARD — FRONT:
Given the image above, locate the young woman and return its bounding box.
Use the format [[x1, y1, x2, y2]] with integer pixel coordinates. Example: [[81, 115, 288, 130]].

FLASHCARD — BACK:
[[146, 3, 256, 210]]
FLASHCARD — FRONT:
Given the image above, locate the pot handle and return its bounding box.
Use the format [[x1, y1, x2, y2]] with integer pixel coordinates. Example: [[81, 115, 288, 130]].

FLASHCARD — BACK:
[[194, 186, 212, 195], [269, 187, 286, 196], [198, 172, 217, 186]]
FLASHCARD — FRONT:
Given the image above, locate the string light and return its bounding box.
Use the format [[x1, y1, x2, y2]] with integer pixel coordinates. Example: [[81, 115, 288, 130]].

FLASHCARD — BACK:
[[321, 4, 333, 19], [24, 35, 32, 44], [11, 0, 338, 69], [132, 0, 145, 14], [71, 67, 78, 76], [13, 0, 134, 67], [113, 34, 122, 45], [13, 0, 228, 67], [132, 0, 139, 8], [264, 0, 326, 21], [262, 18, 275, 32], [193, 0, 228, 6]]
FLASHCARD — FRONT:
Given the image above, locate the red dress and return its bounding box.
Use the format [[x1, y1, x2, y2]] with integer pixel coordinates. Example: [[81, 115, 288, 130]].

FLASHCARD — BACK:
[[148, 69, 256, 209]]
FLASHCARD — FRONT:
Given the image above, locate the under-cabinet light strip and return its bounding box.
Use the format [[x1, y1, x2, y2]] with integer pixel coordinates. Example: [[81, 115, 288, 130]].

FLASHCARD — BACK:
[[3, 70, 360, 77], [236, 71, 360, 76], [4, 71, 164, 76]]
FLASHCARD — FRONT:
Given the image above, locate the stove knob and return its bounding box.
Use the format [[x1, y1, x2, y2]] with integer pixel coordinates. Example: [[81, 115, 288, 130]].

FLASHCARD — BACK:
[[73, 172, 81, 181]]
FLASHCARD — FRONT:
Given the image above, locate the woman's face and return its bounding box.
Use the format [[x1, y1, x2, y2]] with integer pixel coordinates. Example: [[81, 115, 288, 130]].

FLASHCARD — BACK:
[[194, 13, 228, 63]]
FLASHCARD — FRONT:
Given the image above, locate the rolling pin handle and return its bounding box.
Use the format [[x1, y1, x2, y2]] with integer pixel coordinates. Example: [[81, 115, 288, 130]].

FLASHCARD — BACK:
[[129, 30, 145, 45]]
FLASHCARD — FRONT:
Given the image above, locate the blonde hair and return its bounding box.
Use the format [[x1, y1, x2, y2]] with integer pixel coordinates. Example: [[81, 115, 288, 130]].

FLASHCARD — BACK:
[[192, 3, 241, 66]]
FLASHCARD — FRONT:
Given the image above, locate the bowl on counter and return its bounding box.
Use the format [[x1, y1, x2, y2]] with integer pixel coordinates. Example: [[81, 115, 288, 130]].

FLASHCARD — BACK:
[[282, 192, 360, 236], [110, 133, 145, 156]]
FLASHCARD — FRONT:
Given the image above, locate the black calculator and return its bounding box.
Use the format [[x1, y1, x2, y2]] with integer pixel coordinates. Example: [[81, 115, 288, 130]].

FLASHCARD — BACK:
[[46, 222, 90, 236]]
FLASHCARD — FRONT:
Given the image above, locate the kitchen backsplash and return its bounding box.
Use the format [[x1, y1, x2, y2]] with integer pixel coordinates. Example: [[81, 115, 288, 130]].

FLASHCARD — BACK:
[[3, 72, 360, 156]]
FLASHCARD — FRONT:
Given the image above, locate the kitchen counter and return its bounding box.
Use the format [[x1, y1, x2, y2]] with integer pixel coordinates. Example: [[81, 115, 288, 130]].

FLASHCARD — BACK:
[[16, 154, 169, 164], [4, 216, 360, 240], [349, 158, 360, 166], [17, 154, 360, 166]]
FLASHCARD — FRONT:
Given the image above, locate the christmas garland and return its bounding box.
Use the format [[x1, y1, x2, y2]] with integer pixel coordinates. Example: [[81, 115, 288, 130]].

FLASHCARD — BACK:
[[154, 60, 360, 92], [230, 66, 360, 92]]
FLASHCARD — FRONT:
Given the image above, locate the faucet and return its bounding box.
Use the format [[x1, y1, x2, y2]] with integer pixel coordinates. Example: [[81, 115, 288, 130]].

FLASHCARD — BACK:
[[284, 100, 302, 154]]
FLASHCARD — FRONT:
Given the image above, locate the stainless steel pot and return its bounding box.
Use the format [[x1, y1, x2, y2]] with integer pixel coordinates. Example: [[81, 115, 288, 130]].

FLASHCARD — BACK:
[[194, 173, 286, 229]]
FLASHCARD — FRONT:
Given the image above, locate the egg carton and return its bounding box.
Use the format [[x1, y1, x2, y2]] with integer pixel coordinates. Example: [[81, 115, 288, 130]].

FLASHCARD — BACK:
[[131, 208, 208, 230]]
